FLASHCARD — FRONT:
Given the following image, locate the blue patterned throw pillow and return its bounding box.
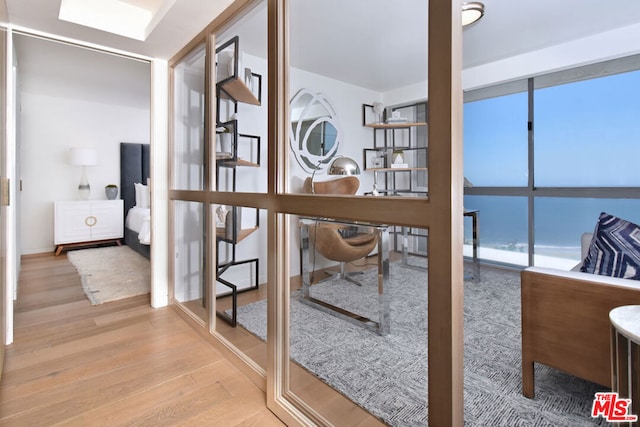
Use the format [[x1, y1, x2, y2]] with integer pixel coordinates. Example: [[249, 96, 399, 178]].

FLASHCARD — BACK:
[[581, 212, 640, 280]]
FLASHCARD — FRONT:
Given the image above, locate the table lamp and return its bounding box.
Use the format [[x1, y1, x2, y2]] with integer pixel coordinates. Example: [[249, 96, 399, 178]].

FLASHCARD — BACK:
[[69, 147, 97, 200]]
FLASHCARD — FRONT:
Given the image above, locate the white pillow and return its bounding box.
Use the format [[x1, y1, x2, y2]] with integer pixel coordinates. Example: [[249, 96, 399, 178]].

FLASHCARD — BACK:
[[134, 183, 149, 209]]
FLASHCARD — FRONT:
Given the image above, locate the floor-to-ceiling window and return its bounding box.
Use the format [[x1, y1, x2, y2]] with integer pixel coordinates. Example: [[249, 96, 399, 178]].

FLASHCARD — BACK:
[[464, 55, 640, 269]]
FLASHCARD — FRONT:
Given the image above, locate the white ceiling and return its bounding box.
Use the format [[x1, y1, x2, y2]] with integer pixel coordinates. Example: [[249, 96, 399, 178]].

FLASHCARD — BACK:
[[4, 0, 234, 59], [4, 0, 640, 92]]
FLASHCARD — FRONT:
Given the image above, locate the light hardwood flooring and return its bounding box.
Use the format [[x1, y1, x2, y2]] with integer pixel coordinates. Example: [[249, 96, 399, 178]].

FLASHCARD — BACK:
[[0, 253, 284, 426]]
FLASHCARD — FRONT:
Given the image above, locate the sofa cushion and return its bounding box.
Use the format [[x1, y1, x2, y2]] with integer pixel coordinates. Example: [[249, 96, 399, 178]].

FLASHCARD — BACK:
[[581, 212, 640, 280]]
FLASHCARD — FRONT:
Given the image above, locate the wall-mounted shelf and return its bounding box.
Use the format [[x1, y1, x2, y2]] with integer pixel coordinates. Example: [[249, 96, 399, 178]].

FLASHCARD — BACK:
[[362, 103, 428, 198], [214, 35, 262, 328], [364, 122, 426, 129], [216, 226, 259, 244], [368, 167, 428, 172], [216, 120, 261, 168], [218, 76, 261, 106]]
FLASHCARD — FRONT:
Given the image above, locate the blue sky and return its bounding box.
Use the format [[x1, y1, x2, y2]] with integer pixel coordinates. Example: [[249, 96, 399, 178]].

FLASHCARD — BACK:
[[464, 70, 640, 187]]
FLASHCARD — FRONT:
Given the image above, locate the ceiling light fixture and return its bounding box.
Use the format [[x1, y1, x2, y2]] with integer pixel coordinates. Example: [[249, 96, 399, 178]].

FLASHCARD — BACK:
[[462, 1, 485, 27]]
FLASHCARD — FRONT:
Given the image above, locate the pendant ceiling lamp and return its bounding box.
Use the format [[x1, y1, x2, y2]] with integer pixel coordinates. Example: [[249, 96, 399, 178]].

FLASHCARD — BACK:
[[462, 2, 485, 27]]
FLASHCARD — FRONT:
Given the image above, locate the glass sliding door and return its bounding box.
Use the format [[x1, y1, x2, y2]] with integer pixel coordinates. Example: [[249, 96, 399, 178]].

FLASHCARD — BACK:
[[0, 27, 6, 375], [290, 214, 429, 425], [170, 0, 269, 372], [169, 0, 464, 424], [275, 0, 453, 425], [172, 44, 206, 193], [210, 1, 268, 370], [172, 43, 207, 322], [173, 201, 206, 321]]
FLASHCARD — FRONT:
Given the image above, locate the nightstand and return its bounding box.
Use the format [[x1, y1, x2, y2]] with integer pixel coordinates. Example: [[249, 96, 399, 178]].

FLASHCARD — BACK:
[[54, 200, 124, 255]]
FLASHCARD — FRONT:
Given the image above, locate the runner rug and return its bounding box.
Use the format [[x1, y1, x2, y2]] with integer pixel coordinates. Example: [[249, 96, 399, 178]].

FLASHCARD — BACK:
[[67, 245, 150, 305]]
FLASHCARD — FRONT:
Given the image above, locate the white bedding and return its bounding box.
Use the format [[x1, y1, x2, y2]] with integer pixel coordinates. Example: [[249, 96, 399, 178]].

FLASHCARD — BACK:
[[126, 207, 151, 245]]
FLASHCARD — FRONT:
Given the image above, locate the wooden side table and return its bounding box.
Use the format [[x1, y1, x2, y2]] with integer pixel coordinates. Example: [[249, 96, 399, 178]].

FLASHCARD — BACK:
[[610, 305, 640, 424]]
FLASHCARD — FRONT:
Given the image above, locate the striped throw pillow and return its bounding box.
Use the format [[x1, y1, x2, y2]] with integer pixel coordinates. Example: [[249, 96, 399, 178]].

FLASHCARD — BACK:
[[581, 212, 640, 280]]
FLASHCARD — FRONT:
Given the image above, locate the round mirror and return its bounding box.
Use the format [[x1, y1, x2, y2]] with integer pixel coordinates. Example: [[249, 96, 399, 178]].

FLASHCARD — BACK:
[[290, 89, 342, 173]]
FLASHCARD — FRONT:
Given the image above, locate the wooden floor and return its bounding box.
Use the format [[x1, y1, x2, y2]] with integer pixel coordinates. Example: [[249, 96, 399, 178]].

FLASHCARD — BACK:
[[0, 253, 284, 426]]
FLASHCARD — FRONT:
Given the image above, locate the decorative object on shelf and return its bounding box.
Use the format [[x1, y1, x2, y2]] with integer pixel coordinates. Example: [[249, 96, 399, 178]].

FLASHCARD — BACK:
[[290, 88, 342, 174], [372, 101, 385, 124], [104, 184, 118, 200], [69, 147, 97, 200], [391, 149, 408, 168], [371, 150, 385, 169], [218, 129, 233, 156], [386, 110, 408, 124], [244, 67, 253, 91], [462, 1, 485, 27], [362, 103, 386, 126], [392, 149, 404, 164]]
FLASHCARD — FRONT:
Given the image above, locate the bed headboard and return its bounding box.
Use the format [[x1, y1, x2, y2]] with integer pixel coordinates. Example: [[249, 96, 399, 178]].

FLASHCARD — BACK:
[[120, 143, 150, 219]]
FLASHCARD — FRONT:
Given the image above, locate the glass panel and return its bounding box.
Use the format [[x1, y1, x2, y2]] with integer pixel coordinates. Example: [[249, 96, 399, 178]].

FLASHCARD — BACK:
[[288, 0, 428, 198], [534, 197, 640, 268], [173, 200, 206, 322], [291, 214, 427, 425], [214, 203, 267, 367], [173, 43, 206, 191], [463, 90, 528, 187], [463, 195, 528, 266], [215, 2, 268, 193], [534, 70, 640, 187]]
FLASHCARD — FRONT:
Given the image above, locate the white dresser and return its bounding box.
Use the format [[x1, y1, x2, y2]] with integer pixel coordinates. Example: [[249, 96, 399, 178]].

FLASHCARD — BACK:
[[54, 200, 124, 255]]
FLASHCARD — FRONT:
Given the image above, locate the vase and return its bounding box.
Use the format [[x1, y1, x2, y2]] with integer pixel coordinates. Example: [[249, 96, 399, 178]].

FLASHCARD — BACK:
[[105, 186, 118, 200], [392, 150, 404, 165]]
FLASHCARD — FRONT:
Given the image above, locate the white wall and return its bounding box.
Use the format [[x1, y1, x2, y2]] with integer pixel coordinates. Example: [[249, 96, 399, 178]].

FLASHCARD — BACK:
[[16, 35, 150, 254], [211, 50, 384, 289]]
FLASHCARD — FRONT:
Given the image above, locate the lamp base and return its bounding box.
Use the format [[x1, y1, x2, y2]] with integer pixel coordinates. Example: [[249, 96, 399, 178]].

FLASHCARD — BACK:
[[78, 165, 90, 200], [78, 184, 90, 201]]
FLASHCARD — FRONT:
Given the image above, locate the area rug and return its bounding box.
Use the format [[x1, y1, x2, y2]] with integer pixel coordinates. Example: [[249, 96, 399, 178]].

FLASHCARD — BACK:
[[234, 261, 607, 426], [67, 246, 150, 305]]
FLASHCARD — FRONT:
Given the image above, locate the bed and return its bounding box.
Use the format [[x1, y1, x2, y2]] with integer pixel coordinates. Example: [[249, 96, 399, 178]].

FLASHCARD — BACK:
[[120, 142, 151, 259]]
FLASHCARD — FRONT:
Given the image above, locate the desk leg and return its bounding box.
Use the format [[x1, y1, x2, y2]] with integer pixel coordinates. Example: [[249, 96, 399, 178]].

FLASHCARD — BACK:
[[378, 228, 390, 335], [472, 212, 480, 282]]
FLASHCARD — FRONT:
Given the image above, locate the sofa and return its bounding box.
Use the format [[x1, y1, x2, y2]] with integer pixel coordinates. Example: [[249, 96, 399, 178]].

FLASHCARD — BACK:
[[521, 233, 640, 398]]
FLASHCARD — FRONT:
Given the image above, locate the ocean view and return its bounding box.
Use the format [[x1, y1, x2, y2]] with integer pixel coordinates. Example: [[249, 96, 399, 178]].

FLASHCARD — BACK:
[[463, 194, 640, 269]]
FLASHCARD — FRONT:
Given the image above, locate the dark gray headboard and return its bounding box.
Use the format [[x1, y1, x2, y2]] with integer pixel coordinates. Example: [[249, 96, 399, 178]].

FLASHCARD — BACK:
[[120, 143, 150, 220]]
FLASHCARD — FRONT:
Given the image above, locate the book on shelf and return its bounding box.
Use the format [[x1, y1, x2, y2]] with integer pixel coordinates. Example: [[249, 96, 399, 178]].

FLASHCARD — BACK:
[[391, 163, 409, 169]]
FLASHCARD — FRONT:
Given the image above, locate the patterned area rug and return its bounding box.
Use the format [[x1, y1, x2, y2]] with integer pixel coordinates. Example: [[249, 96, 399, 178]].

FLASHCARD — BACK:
[[234, 261, 607, 426], [67, 246, 150, 305]]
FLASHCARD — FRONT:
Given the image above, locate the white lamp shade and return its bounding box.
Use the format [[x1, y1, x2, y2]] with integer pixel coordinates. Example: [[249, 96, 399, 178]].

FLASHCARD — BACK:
[[69, 147, 97, 166]]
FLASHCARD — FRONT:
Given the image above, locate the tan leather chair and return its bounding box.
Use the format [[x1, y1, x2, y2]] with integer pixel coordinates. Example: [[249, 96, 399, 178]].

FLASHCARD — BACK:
[[303, 176, 377, 285]]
